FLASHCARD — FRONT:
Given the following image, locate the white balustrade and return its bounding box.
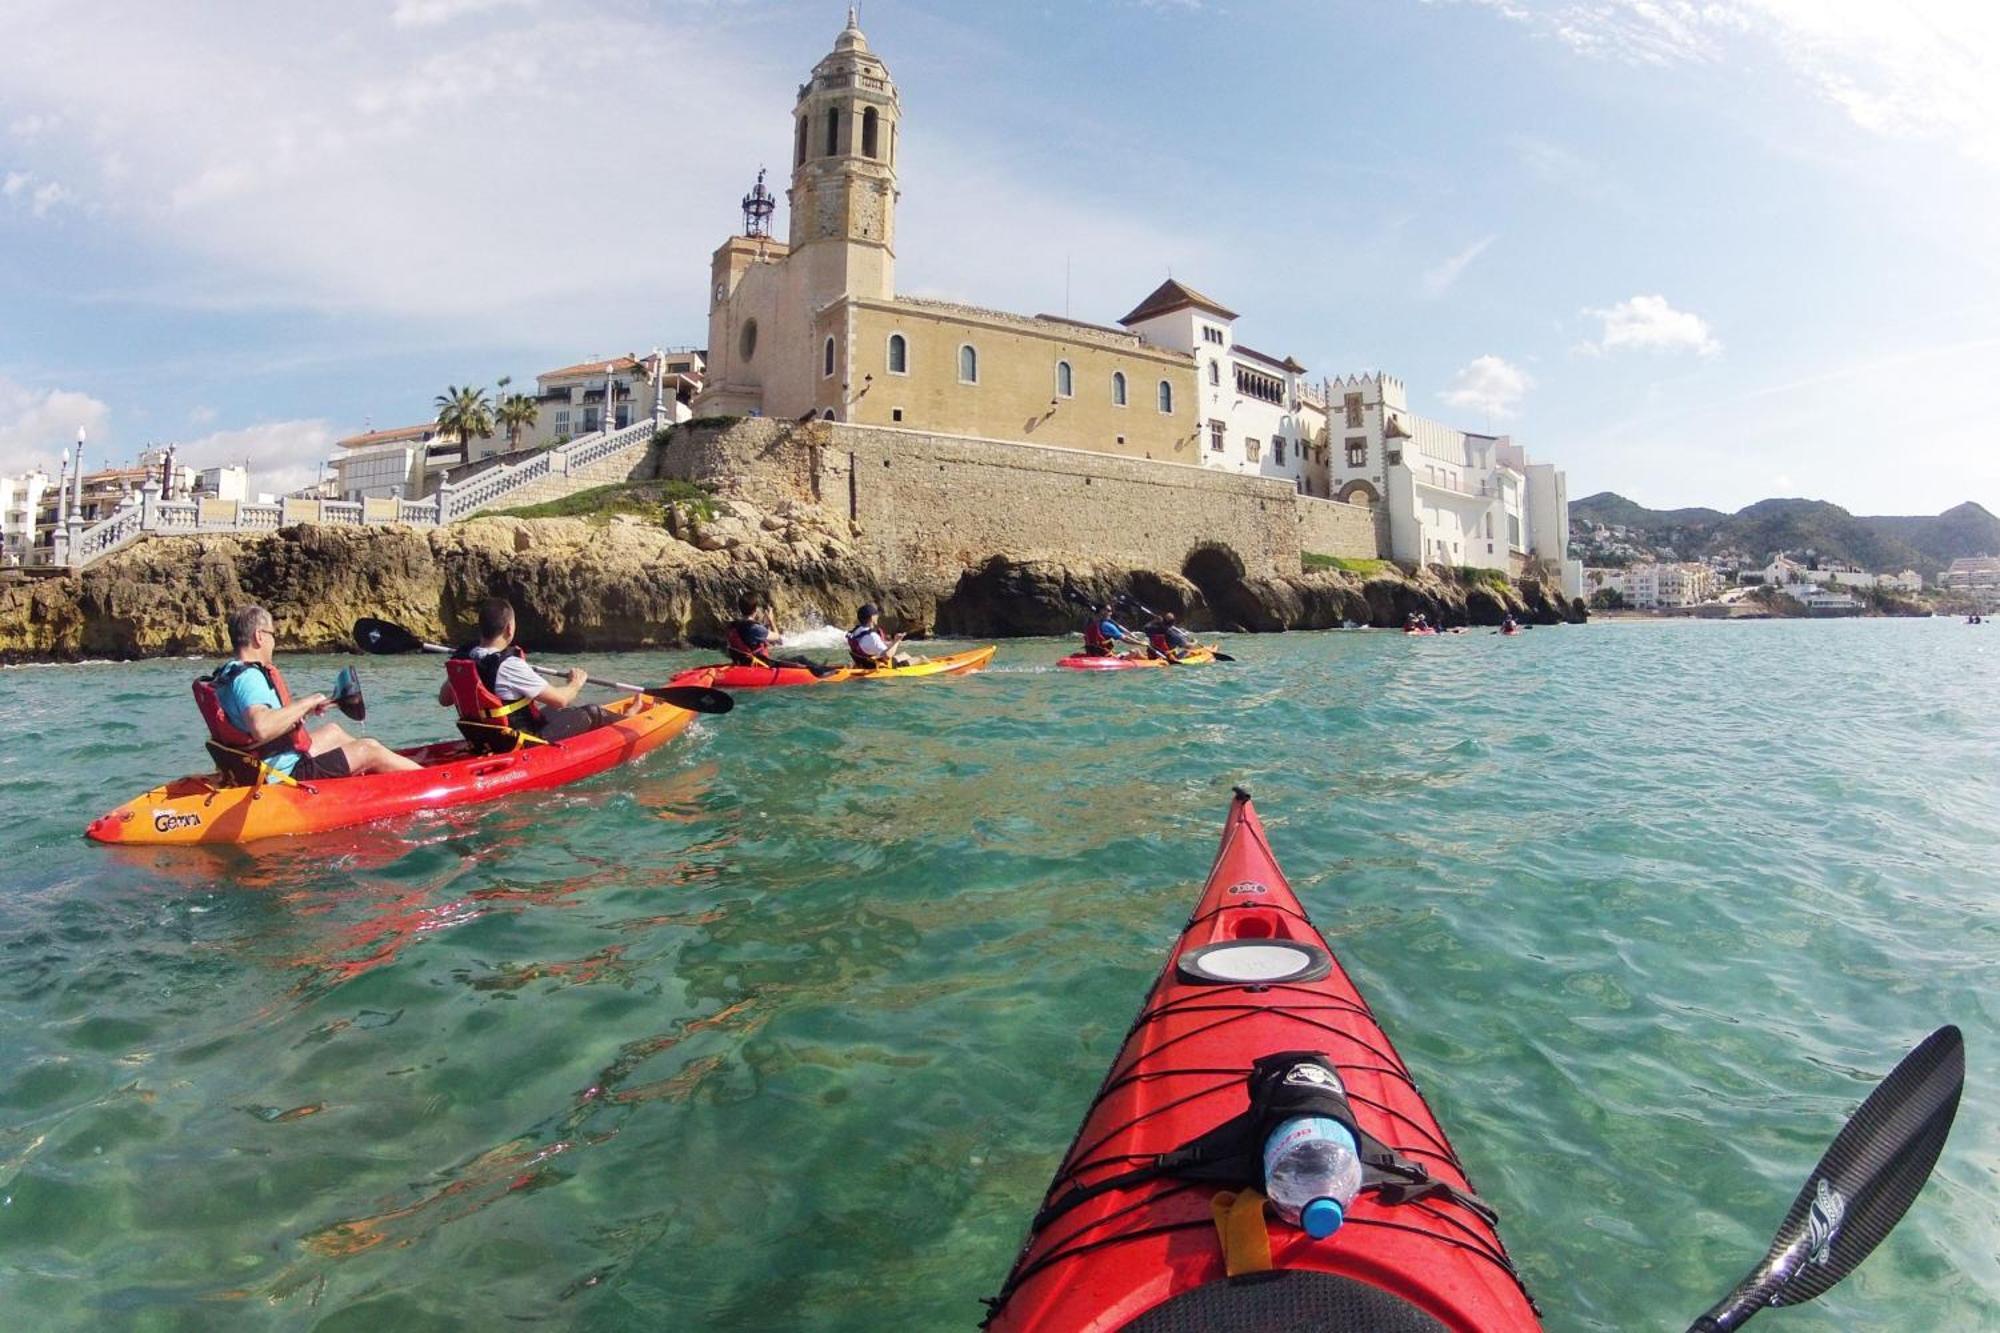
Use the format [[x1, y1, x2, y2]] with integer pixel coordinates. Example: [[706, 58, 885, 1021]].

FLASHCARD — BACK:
[[56, 419, 665, 568]]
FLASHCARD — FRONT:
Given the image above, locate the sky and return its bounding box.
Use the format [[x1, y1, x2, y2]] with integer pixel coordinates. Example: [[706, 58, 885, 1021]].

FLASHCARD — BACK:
[[0, 0, 1995, 514]]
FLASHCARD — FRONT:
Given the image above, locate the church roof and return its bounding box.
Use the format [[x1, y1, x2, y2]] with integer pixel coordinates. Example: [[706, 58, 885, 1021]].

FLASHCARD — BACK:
[[1118, 278, 1239, 326]]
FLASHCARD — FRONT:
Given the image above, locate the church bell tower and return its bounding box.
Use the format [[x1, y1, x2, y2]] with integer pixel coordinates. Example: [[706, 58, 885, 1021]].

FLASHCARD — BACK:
[[788, 7, 899, 302]]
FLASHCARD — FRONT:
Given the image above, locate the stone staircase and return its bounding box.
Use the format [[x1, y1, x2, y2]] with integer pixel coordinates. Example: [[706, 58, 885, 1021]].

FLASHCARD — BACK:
[[47, 418, 668, 570]]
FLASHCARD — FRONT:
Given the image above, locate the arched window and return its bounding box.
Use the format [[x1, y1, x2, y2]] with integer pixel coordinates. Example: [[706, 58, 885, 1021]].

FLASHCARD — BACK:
[[822, 409, 837, 422], [862, 107, 879, 159], [887, 333, 908, 375], [958, 344, 979, 384], [1157, 380, 1173, 413], [739, 319, 758, 362], [1056, 360, 1074, 398], [1208, 361, 1220, 386], [795, 116, 808, 168], [825, 108, 840, 157], [1111, 371, 1127, 406], [823, 336, 836, 378]]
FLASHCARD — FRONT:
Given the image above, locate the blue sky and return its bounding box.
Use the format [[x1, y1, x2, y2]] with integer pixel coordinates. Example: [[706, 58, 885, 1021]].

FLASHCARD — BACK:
[[1, 0, 1995, 517]]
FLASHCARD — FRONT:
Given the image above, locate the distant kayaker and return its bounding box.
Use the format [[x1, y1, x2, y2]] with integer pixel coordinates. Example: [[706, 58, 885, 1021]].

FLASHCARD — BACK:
[[203, 604, 420, 781], [437, 597, 613, 742], [1083, 603, 1149, 658], [1500, 613, 1519, 633], [725, 595, 838, 676], [1145, 612, 1197, 661], [847, 604, 917, 669]]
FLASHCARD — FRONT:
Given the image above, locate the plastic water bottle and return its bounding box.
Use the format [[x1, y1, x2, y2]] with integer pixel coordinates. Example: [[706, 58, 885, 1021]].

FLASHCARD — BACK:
[[1263, 1115, 1363, 1239]]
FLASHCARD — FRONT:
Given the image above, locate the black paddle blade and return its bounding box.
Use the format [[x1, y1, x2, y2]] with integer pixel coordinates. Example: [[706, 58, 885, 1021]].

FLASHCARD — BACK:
[[646, 685, 733, 715], [333, 666, 366, 721], [352, 617, 426, 655], [1690, 1025, 1964, 1332], [1210, 651, 1237, 662]]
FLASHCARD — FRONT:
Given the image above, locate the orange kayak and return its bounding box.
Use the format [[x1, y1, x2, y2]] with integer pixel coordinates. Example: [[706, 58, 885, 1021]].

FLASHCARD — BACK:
[[84, 693, 696, 846]]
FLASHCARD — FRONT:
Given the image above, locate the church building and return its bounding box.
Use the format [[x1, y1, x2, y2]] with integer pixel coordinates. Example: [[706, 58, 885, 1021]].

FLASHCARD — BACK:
[[693, 11, 1206, 465]]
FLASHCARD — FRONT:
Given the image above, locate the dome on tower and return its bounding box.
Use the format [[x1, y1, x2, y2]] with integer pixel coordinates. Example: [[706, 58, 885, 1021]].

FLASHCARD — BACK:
[[834, 6, 868, 53]]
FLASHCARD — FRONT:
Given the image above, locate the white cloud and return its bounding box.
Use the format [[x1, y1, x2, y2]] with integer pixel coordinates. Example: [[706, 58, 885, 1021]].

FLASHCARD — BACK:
[[391, 0, 536, 27], [1420, 234, 1496, 298], [1584, 294, 1722, 357], [176, 420, 337, 497], [0, 3, 1189, 356], [1442, 355, 1533, 420], [1459, 0, 2000, 166], [8, 111, 59, 140], [0, 376, 112, 476], [2, 169, 75, 216]]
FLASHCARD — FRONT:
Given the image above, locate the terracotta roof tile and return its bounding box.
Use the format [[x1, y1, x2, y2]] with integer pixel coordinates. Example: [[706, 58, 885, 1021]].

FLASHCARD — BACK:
[[1118, 278, 1239, 326]]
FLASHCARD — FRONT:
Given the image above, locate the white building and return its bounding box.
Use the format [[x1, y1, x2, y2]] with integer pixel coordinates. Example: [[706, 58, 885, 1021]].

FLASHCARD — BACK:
[[1789, 583, 1862, 611], [1317, 371, 1579, 596], [196, 465, 249, 503], [1116, 282, 1322, 496], [1940, 556, 1998, 591], [0, 469, 52, 562], [503, 350, 704, 462], [330, 423, 461, 501]]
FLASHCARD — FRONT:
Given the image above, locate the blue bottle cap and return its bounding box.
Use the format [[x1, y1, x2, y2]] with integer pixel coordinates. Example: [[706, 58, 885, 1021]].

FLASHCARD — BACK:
[[1301, 1197, 1345, 1239]]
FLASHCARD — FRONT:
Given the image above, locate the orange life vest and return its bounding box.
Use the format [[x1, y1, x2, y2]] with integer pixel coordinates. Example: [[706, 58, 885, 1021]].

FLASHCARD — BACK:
[[193, 661, 312, 761]]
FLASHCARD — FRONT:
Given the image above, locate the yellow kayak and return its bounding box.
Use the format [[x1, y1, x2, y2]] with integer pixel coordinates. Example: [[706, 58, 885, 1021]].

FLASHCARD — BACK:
[[669, 645, 997, 689]]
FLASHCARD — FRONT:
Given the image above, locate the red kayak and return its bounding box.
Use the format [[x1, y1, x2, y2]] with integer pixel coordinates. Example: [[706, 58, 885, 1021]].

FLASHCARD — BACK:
[[985, 789, 1540, 1332]]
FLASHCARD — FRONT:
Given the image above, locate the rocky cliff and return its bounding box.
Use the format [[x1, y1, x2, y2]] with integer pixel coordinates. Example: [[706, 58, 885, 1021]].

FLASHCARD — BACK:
[[0, 497, 1584, 662]]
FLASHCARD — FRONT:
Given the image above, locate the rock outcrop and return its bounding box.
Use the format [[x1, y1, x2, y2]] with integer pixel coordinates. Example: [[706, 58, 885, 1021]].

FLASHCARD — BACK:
[[0, 499, 1585, 663]]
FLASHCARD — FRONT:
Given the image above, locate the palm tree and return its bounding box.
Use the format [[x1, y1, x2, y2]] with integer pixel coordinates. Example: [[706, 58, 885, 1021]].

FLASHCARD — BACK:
[[434, 385, 494, 459], [496, 393, 538, 455]]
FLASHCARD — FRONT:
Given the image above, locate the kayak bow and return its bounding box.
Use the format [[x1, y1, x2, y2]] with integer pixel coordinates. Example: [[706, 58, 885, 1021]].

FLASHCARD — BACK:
[[985, 788, 1540, 1332]]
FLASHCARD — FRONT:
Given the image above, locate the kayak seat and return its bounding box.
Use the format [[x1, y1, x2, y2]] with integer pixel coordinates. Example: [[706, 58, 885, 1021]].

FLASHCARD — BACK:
[[455, 718, 548, 755], [1124, 1271, 1449, 1333], [204, 740, 296, 789]]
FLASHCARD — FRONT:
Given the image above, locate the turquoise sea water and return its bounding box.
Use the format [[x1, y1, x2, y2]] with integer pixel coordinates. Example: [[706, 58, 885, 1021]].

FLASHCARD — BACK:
[[0, 620, 1994, 1331]]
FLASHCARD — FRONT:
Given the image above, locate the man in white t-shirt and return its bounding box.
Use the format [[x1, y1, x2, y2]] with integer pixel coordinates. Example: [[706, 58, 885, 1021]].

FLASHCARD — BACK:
[[438, 597, 612, 742], [845, 603, 920, 669]]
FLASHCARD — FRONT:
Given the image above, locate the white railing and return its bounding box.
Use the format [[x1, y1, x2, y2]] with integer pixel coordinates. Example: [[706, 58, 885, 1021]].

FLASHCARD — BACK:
[[50, 420, 664, 569]]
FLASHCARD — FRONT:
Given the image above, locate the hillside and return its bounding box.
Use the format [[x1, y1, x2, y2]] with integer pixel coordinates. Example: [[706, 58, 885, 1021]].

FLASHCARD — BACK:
[[1570, 493, 2000, 575]]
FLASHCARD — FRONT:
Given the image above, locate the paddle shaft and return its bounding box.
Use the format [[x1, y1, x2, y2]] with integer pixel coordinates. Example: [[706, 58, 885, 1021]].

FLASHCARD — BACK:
[[409, 638, 652, 697]]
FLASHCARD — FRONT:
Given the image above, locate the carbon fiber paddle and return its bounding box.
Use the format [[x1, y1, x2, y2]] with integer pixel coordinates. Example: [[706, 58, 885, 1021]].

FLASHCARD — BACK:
[[351, 618, 732, 715], [1689, 1024, 1963, 1331]]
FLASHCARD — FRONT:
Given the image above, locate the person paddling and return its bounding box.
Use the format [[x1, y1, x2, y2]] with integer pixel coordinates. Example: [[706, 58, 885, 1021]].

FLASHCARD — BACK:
[[846, 603, 918, 669], [1082, 603, 1149, 658], [1144, 611, 1197, 662], [199, 604, 419, 782], [725, 595, 838, 676], [437, 597, 613, 743]]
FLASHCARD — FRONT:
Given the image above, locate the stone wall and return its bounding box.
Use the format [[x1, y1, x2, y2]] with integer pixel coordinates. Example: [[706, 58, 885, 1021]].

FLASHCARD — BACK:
[[1294, 494, 1387, 561], [656, 418, 1386, 587]]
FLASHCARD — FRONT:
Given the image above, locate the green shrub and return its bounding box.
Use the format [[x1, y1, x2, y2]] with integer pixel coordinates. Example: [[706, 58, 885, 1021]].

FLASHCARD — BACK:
[[489, 479, 718, 527], [1304, 553, 1393, 576]]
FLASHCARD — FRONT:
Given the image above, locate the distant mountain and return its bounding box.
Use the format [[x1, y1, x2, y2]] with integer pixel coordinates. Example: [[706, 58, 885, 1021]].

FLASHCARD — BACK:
[[1569, 493, 2000, 576]]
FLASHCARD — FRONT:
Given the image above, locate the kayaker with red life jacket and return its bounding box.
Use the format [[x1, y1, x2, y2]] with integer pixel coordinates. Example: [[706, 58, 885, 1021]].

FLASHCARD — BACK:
[[1144, 612, 1196, 661], [436, 597, 612, 743], [201, 604, 419, 783], [1082, 603, 1148, 658], [725, 595, 838, 676], [846, 604, 917, 669]]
